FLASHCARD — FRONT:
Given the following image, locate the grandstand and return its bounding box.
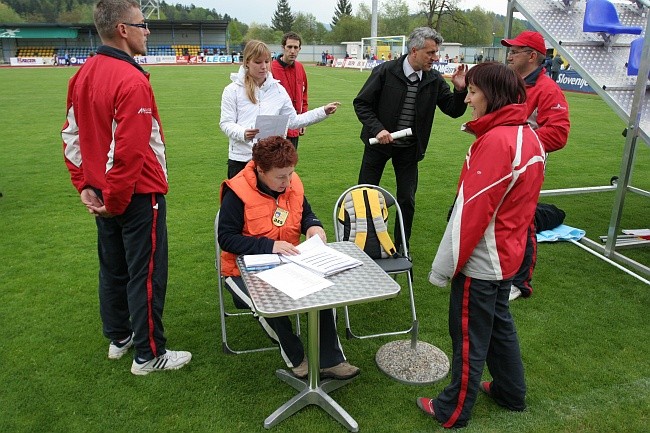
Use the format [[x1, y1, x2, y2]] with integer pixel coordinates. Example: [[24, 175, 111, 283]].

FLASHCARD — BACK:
[[0, 20, 230, 64], [15, 46, 55, 57], [10, 44, 231, 58]]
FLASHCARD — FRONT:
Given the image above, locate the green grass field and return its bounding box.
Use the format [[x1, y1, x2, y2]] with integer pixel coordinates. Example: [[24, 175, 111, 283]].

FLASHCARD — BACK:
[[0, 64, 648, 433]]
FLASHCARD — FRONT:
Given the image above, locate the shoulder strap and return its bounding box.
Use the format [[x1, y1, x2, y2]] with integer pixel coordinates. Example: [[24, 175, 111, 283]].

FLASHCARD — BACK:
[[363, 189, 397, 257], [338, 187, 398, 258], [349, 188, 369, 250]]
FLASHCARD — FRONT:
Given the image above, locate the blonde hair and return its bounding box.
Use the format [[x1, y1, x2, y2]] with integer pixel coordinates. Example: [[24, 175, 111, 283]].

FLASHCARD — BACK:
[[242, 40, 271, 104]]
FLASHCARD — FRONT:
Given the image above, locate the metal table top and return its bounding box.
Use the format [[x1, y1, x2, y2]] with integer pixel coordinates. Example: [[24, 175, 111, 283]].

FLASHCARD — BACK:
[[237, 241, 401, 317]]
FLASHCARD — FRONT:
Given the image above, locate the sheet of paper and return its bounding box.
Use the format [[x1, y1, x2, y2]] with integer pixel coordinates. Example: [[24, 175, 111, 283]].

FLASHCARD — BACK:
[[243, 254, 281, 268], [254, 115, 289, 141], [285, 236, 363, 277], [254, 263, 333, 300]]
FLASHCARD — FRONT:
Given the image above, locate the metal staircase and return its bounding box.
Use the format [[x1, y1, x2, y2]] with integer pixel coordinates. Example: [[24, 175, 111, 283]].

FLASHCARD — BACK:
[[504, 0, 649, 281]]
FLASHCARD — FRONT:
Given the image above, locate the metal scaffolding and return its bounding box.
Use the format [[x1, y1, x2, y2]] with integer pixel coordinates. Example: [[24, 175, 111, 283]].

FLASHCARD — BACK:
[[505, 0, 649, 282]]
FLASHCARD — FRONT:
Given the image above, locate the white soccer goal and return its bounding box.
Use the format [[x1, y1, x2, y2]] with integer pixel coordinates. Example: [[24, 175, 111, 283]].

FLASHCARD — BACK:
[[360, 35, 406, 62]]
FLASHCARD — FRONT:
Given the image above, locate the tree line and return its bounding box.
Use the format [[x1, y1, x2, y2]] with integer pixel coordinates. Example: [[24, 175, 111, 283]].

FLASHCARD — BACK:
[[0, 0, 529, 48]]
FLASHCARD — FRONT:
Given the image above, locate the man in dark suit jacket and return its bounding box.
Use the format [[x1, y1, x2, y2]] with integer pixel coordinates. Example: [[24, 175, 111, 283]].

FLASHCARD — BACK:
[[354, 27, 468, 246]]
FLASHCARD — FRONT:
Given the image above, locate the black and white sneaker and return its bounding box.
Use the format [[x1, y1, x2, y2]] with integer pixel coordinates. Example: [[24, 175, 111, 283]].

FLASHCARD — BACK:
[[108, 333, 134, 360], [131, 350, 192, 376], [509, 285, 522, 301]]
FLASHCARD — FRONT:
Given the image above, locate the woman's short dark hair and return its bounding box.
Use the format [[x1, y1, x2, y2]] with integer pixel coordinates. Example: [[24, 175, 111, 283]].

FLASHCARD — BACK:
[[465, 62, 527, 114], [252, 136, 298, 172]]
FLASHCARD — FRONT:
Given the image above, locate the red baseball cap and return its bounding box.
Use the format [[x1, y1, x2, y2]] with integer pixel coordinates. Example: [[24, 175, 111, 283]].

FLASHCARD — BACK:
[[501, 30, 547, 54]]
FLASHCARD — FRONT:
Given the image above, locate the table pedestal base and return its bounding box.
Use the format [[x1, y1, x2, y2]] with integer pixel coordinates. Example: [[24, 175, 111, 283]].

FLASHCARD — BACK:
[[376, 340, 450, 385], [264, 369, 359, 432]]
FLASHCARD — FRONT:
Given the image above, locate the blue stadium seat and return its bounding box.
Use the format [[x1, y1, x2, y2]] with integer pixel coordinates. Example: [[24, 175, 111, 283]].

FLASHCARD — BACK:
[[626, 37, 647, 76], [583, 0, 643, 36]]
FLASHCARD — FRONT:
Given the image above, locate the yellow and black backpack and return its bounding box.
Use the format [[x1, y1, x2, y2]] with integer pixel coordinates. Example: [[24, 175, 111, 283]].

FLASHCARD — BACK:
[[337, 187, 397, 259]]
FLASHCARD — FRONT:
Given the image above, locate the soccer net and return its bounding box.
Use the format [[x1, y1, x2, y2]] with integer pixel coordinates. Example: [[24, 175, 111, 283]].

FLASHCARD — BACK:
[[360, 35, 406, 61]]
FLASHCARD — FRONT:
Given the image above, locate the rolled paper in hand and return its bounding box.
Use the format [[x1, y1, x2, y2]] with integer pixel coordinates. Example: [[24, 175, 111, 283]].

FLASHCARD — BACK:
[[369, 128, 412, 145]]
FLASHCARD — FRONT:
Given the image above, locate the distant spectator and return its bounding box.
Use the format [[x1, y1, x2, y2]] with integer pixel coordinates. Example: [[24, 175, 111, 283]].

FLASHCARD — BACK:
[[551, 53, 563, 82], [544, 55, 553, 76]]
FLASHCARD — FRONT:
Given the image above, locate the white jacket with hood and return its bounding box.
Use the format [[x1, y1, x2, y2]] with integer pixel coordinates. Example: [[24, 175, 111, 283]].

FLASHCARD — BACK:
[[220, 66, 328, 162]]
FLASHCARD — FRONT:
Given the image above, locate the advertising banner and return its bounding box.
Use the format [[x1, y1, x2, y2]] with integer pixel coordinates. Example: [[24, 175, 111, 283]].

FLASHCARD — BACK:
[[555, 70, 595, 93], [10, 57, 57, 66]]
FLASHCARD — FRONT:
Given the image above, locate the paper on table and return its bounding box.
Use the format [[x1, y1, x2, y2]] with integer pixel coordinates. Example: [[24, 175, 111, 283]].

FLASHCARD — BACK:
[[254, 115, 289, 141], [369, 128, 412, 145], [254, 262, 333, 300], [284, 235, 363, 277]]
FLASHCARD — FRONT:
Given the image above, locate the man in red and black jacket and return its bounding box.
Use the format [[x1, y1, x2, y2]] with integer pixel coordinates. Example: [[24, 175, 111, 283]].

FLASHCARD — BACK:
[[501, 30, 571, 301], [61, 0, 190, 376], [271, 31, 308, 149]]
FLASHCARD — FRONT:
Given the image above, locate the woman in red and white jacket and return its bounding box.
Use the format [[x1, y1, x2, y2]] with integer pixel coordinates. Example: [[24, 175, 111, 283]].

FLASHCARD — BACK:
[[416, 63, 546, 428]]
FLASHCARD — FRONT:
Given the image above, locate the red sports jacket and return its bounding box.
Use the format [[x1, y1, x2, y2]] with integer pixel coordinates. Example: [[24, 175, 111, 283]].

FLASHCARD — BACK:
[[62, 46, 168, 216], [271, 58, 308, 138]]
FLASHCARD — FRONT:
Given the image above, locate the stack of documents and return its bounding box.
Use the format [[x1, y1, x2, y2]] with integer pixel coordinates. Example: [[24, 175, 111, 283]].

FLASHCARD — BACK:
[[242, 254, 282, 271], [249, 236, 363, 300]]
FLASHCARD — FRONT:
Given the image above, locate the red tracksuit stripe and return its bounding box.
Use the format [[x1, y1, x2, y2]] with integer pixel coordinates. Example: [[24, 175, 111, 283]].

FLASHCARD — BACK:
[[444, 276, 472, 428], [147, 194, 158, 356], [523, 225, 537, 293]]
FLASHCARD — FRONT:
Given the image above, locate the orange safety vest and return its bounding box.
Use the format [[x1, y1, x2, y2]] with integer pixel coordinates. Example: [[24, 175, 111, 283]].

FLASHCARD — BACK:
[[219, 162, 304, 276]]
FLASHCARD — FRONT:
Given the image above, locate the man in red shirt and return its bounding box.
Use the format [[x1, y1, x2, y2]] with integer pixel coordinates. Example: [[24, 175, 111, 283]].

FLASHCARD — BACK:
[[501, 30, 570, 300], [271, 31, 308, 148]]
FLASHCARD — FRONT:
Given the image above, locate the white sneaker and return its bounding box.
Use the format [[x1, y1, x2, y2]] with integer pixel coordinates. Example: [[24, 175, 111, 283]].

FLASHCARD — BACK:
[[108, 334, 134, 360], [509, 285, 522, 301], [131, 350, 192, 376]]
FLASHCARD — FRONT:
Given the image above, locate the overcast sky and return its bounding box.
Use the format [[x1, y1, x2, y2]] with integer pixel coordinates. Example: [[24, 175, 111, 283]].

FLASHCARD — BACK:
[[193, 0, 509, 26]]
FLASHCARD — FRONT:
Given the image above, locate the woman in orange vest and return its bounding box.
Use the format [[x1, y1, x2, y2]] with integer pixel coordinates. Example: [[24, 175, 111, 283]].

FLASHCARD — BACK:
[[218, 136, 360, 380]]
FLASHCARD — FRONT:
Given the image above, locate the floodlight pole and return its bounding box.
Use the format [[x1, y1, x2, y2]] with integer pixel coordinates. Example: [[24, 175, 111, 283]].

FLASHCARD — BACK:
[[371, 0, 378, 53], [140, 0, 160, 20]]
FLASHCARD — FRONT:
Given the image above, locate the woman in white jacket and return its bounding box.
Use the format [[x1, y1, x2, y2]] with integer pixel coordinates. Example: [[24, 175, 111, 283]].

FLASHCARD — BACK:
[[220, 40, 340, 178]]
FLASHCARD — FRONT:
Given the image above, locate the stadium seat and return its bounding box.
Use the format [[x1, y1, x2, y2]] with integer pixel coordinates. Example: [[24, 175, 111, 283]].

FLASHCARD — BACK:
[[583, 0, 642, 49], [626, 37, 648, 76]]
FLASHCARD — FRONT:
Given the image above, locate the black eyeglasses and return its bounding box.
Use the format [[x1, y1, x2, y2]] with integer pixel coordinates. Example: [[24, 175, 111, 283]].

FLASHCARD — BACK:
[[508, 49, 533, 56], [120, 22, 148, 30]]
